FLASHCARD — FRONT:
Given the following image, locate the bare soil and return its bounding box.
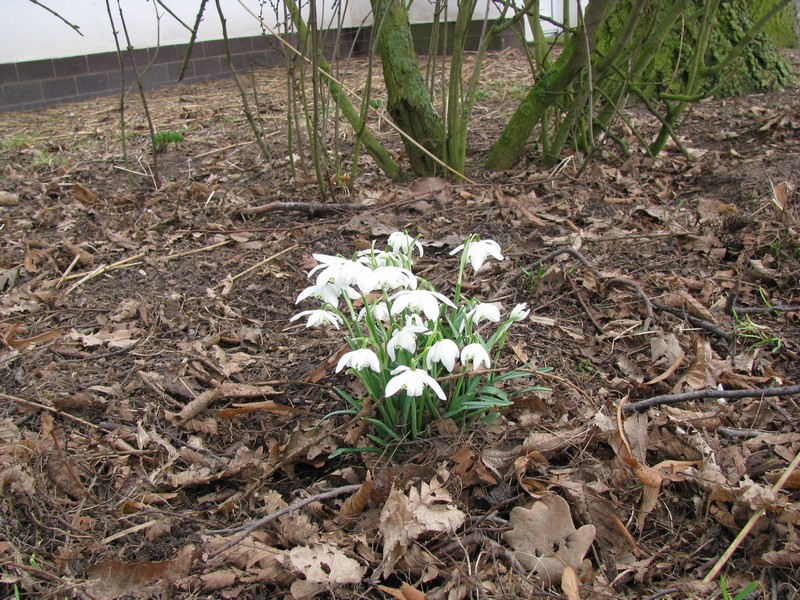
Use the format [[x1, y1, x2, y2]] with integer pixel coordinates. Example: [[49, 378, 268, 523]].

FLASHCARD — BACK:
[[1, 49, 799, 599]]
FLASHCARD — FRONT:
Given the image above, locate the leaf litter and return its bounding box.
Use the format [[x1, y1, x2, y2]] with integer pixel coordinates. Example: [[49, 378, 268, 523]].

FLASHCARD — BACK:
[[1, 50, 800, 598]]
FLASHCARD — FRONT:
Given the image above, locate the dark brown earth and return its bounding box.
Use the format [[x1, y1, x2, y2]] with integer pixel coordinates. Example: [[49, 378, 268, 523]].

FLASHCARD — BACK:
[[1, 49, 799, 599]]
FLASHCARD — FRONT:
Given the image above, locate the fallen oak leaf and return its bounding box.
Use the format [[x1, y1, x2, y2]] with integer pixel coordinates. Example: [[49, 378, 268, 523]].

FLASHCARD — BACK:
[[502, 494, 596, 586]]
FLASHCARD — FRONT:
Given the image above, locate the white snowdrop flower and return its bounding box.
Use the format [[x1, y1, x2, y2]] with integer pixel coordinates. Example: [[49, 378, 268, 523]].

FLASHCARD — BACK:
[[386, 324, 428, 361], [357, 249, 401, 268], [387, 232, 424, 257], [360, 266, 418, 294], [307, 253, 348, 277], [426, 339, 460, 372], [359, 301, 391, 323], [404, 313, 427, 329], [385, 365, 446, 400], [295, 281, 341, 307], [336, 349, 381, 373], [509, 302, 530, 321], [311, 255, 372, 291], [450, 238, 504, 272], [467, 302, 502, 325], [461, 342, 491, 371], [290, 309, 343, 329], [390, 289, 456, 321]]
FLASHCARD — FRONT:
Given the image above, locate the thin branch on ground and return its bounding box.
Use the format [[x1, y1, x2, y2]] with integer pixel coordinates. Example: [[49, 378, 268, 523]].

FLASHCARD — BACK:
[[650, 299, 733, 342], [239, 201, 362, 216], [607, 277, 655, 332], [623, 384, 800, 413], [702, 447, 800, 583], [205, 484, 361, 558], [528, 246, 601, 274]]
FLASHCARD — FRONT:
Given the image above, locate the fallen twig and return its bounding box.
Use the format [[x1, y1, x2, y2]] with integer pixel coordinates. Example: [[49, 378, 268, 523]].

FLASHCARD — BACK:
[[63, 252, 146, 293], [239, 201, 361, 216], [215, 244, 299, 288], [162, 239, 231, 261], [651, 299, 732, 342], [607, 277, 655, 332], [623, 384, 800, 413], [528, 247, 600, 275], [702, 447, 800, 583], [1, 393, 101, 430], [205, 484, 361, 559]]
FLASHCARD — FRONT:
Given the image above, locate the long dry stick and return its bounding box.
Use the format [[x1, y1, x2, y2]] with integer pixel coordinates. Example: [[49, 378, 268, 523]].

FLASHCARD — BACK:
[[205, 484, 361, 559], [702, 448, 800, 583], [2, 394, 101, 431], [624, 384, 800, 413], [215, 244, 299, 288]]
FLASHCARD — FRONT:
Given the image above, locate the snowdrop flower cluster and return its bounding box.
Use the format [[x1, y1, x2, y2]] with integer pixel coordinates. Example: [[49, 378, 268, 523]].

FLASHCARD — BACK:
[[291, 233, 532, 443]]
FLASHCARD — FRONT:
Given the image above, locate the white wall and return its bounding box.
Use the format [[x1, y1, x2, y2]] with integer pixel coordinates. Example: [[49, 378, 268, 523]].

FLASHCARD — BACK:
[[2, 0, 276, 63], [1, 0, 585, 63]]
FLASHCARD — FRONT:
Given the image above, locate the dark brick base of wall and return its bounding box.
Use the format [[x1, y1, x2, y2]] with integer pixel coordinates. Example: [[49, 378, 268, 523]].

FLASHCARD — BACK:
[[0, 23, 522, 113]]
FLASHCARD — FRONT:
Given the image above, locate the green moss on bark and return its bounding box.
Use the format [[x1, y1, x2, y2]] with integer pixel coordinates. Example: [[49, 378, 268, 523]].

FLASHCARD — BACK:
[[597, 0, 795, 98]]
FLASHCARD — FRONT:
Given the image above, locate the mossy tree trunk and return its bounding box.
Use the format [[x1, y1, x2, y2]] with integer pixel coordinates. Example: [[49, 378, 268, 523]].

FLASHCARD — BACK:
[[371, 0, 445, 175], [485, 0, 794, 171], [485, 0, 619, 171]]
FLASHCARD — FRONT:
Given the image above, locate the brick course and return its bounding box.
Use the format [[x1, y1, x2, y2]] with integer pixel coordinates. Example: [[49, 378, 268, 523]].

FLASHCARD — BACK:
[[0, 24, 521, 112], [0, 34, 291, 112]]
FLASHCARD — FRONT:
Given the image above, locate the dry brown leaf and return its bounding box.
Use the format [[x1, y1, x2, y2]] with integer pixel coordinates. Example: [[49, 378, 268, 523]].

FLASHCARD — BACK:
[[336, 472, 373, 526], [378, 582, 429, 600], [3, 324, 61, 350], [561, 565, 581, 600], [502, 494, 596, 585], [661, 291, 717, 324], [677, 335, 716, 391], [755, 549, 800, 569], [645, 333, 684, 385], [69, 327, 139, 349], [379, 475, 466, 578], [453, 446, 498, 487], [72, 182, 100, 205], [288, 543, 366, 584], [46, 451, 85, 499], [765, 470, 800, 490], [87, 544, 197, 599]]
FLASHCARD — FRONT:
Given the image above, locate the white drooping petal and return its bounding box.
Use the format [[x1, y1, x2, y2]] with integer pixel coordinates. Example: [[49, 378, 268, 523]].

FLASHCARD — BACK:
[[336, 349, 381, 373], [313, 257, 373, 292], [357, 249, 401, 268], [385, 365, 446, 400], [461, 342, 491, 371], [387, 232, 424, 257], [467, 302, 502, 325], [509, 302, 530, 321], [386, 324, 428, 360], [295, 281, 341, 307], [360, 266, 418, 294], [390, 289, 456, 321], [307, 253, 347, 277], [426, 339, 460, 372], [359, 301, 391, 323], [450, 238, 504, 272], [289, 309, 343, 329]]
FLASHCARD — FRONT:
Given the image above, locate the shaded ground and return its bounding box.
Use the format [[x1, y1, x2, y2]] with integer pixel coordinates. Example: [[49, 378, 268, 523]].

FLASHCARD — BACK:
[[1, 49, 799, 599]]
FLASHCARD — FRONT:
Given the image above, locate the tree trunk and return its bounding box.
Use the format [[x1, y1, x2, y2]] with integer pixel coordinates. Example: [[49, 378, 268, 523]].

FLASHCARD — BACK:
[[371, 0, 445, 175], [486, 0, 793, 171], [485, 0, 617, 171]]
